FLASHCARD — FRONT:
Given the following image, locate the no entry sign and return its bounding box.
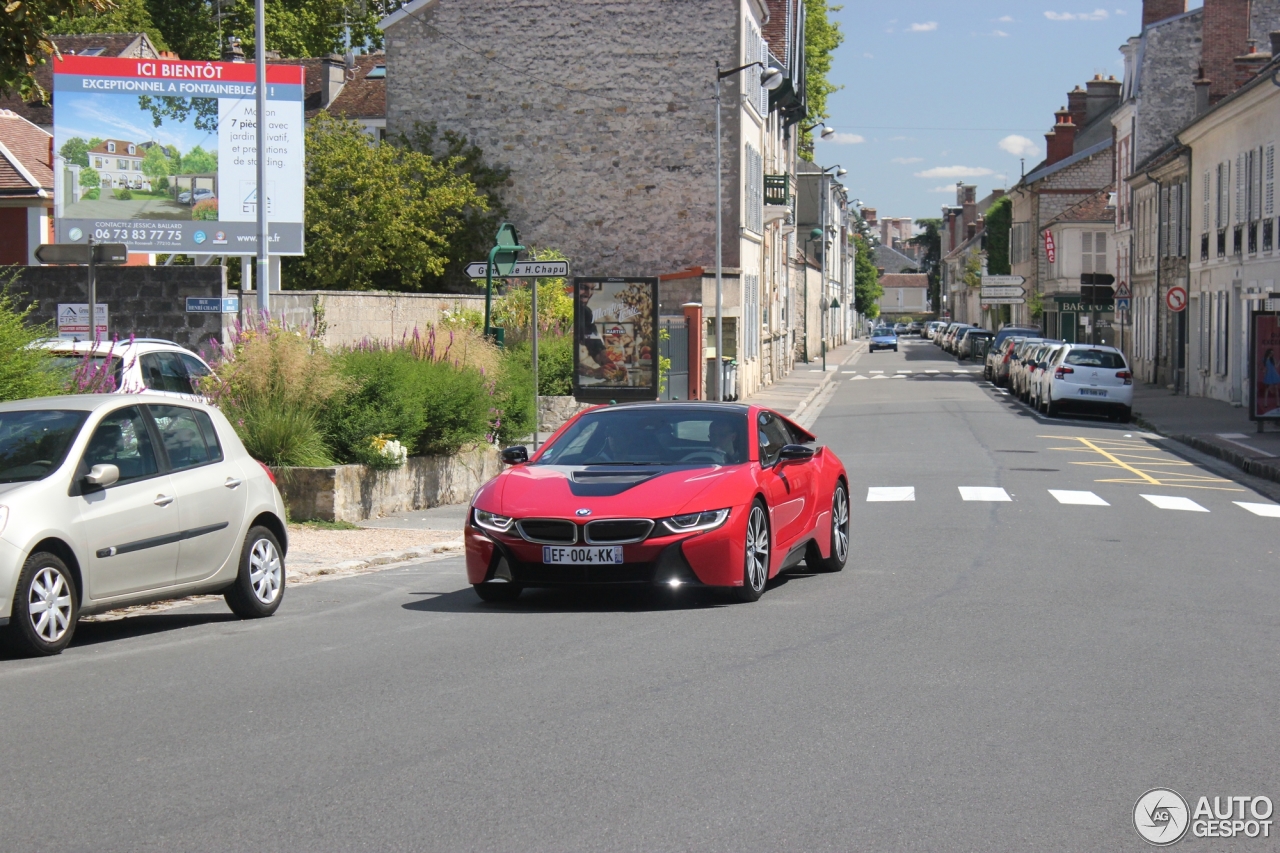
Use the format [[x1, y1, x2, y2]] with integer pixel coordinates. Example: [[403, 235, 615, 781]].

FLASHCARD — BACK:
[[1166, 285, 1188, 313]]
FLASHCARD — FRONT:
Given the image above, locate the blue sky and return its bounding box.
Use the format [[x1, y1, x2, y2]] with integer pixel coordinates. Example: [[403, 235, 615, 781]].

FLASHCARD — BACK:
[[55, 90, 217, 156], [811, 1, 1204, 224]]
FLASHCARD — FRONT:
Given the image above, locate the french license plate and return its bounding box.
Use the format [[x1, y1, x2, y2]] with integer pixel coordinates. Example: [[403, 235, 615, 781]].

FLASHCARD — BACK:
[[542, 545, 624, 565], [1080, 388, 1108, 397]]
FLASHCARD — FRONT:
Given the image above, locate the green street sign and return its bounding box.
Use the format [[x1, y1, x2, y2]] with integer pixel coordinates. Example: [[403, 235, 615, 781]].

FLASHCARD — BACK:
[[496, 222, 520, 248], [830, 297, 841, 309]]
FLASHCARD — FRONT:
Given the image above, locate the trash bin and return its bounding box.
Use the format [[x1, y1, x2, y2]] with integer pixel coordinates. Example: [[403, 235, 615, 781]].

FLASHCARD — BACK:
[[722, 358, 738, 401]]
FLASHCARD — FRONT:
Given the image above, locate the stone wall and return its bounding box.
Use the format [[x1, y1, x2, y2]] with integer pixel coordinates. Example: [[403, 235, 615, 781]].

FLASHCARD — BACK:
[[1134, 11, 1203, 166], [274, 445, 502, 522], [383, 0, 743, 278], [539, 396, 592, 437], [12, 265, 227, 351], [236, 290, 487, 347]]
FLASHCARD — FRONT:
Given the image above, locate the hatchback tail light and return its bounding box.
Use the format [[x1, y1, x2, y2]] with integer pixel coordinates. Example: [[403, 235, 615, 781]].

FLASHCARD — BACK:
[[257, 460, 277, 484], [1054, 365, 1074, 379], [1002, 350, 1012, 364], [1117, 370, 1132, 385]]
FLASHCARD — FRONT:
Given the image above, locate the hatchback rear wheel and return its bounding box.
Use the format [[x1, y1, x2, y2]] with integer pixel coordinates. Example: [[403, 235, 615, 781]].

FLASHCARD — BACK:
[[225, 526, 285, 618], [6, 552, 77, 656]]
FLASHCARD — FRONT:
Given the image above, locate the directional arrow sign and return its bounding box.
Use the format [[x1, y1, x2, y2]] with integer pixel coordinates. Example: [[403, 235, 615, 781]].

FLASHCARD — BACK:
[[34, 243, 128, 265], [466, 260, 570, 279], [980, 285, 1025, 298], [980, 296, 1026, 305], [981, 275, 1025, 287]]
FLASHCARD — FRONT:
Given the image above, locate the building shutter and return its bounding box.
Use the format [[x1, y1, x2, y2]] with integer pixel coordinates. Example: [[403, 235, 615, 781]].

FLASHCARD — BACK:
[[1237, 152, 1245, 224], [1266, 144, 1275, 219], [1095, 230, 1107, 273], [1160, 186, 1170, 256], [1203, 170, 1211, 238], [1081, 231, 1093, 273], [760, 37, 770, 117]]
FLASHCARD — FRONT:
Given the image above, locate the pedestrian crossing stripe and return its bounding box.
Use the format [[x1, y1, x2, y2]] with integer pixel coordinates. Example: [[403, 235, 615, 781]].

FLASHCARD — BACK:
[[1235, 502, 1280, 517], [1141, 494, 1210, 512], [925, 370, 939, 374], [1049, 490, 1109, 506], [897, 370, 913, 374], [867, 487, 915, 502], [856, 488, 1278, 515], [959, 486, 1012, 502], [850, 375, 868, 380]]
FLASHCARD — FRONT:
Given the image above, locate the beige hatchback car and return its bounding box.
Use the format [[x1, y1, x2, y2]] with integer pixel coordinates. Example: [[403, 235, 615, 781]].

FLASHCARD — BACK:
[[0, 394, 288, 656]]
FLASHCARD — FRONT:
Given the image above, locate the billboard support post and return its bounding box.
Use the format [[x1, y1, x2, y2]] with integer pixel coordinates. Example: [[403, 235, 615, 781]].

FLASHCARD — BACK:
[[255, 0, 270, 313], [87, 236, 96, 342]]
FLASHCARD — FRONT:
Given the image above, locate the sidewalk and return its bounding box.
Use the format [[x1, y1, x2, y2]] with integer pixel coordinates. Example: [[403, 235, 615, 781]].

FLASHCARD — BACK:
[[1132, 385, 1280, 484], [744, 340, 865, 421]]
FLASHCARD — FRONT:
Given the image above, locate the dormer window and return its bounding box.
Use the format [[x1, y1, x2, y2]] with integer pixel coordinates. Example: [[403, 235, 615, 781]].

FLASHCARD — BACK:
[[80, 47, 106, 56], [366, 65, 386, 79], [107, 141, 115, 153], [128, 144, 135, 155]]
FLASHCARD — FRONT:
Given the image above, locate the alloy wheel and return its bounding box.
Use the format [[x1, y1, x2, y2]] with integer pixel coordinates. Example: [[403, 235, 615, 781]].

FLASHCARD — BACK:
[[249, 539, 283, 605], [832, 486, 849, 563], [28, 566, 73, 644], [746, 505, 769, 592]]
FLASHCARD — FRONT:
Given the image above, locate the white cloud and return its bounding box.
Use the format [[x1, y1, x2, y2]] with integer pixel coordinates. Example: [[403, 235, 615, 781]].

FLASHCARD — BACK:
[[828, 133, 866, 145], [891, 157, 924, 164], [929, 185, 960, 193], [909, 21, 938, 31], [915, 165, 996, 179], [996, 15, 1014, 22], [863, 52, 874, 59], [998, 135, 1041, 157], [1115, 8, 1126, 14], [991, 29, 1010, 36], [1044, 9, 1109, 21]]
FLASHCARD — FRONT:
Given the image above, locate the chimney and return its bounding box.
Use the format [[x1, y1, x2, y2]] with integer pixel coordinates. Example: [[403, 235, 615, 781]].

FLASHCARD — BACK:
[[1234, 46, 1269, 88], [1143, 0, 1186, 27], [1201, 0, 1251, 104], [1067, 85, 1088, 129], [322, 54, 347, 108], [1045, 108, 1077, 165], [967, 222, 977, 240], [222, 36, 244, 63], [1194, 73, 1212, 115], [1084, 75, 1122, 125], [990, 188, 1006, 200]]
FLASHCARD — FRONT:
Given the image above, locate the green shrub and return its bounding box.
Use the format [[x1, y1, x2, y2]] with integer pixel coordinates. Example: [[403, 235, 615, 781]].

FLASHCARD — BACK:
[[192, 198, 218, 220], [235, 402, 332, 467], [0, 279, 66, 402], [507, 333, 572, 396], [83, 188, 100, 200], [113, 187, 133, 200]]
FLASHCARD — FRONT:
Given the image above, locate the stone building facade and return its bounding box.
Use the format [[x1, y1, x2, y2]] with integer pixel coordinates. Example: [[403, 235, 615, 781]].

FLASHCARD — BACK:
[[379, 0, 834, 400]]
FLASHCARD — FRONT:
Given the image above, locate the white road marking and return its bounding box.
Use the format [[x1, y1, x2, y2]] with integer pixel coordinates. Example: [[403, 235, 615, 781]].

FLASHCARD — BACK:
[[897, 370, 913, 374], [1141, 494, 1209, 512], [851, 375, 868, 380], [1234, 502, 1280, 517], [952, 369, 968, 373], [959, 487, 1012, 502], [872, 375, 888, 380], [891, 374, 906, 379], [1049, 490, 1110, 506], [870, 370, 884, 374], [867, 487, 915, 502], [925, 369, 939, 374], [842, 370, 858, 374]]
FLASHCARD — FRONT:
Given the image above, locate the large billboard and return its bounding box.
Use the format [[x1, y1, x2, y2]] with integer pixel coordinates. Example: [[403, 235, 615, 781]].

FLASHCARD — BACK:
[[1252, 311, 1280, 421], [51, 56, 305, 254], [573, 277, 659, 402]]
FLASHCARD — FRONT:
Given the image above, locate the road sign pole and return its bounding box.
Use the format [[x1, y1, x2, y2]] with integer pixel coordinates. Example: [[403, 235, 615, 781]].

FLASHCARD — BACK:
[[87, 236, 96, 342], [531, 276, 539, 451], [255, 0, 270, 315], [484, 245, 497, 339]]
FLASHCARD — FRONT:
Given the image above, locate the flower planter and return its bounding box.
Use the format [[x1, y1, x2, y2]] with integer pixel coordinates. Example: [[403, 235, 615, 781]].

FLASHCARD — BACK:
[[273, 445, 502, 522]]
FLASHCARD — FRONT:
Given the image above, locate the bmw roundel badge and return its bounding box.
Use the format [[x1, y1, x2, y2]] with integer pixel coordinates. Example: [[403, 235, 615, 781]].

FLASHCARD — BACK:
[[576, 508, 592, 517]]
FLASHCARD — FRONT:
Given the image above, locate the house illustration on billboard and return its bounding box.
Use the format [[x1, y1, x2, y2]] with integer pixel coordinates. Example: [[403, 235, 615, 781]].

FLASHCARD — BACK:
[[88, 139, 150, 190]]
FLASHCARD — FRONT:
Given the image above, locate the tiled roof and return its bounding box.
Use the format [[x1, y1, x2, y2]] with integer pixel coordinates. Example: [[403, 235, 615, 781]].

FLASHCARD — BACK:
[[89, 138, 142, 155], [0, 33, 162, 126], [0, 109, 53, 196], [1045, 186, 1115, 227], [274, 54, 386, 120], [880, 273, 929, 289], [875, 244, 919, 274]]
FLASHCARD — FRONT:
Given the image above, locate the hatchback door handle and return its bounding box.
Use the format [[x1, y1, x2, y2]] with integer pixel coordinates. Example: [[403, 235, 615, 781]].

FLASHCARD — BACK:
[[224, 478, 242, 489], [154, 494, 174, 507]]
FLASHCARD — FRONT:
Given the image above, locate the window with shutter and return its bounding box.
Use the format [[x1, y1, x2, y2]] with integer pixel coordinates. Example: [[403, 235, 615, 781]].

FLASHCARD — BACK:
[[1237, 153, 1246, 224], [1267, 144, 1275, 218], [760, 37, 770, 117], [1160, 186, 1170, 256], [1095, 230, 1107, 273], [1081, 232, 1093, 273], [1203, 170, 1211, 237]]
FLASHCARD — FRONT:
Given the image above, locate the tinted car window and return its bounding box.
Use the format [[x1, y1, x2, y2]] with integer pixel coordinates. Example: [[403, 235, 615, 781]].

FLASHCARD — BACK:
[[150, 405, 214, 470], [192, 409, 224, 463], [757, 412, 790, 467], [83, 406, 159, 483], [140, 352, 194, 394], [1064, 349, 1127, 369], [536, 409, 749, 466], [0, 410, 88, 483]]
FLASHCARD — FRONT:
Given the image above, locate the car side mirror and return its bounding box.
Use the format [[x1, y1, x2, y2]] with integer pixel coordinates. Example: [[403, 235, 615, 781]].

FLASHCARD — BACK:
[[84, 463, 119, 489], [778, 444, 815, 463], [501, 446, 529, 465]]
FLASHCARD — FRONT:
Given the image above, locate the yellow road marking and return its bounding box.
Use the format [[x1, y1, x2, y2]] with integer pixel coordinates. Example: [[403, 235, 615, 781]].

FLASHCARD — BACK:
[[1075, 436, 1161, 484], [1038, 434, 1245, 491]]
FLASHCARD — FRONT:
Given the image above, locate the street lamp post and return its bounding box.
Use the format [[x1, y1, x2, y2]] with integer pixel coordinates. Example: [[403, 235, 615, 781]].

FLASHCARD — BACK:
[[714, 59, 783, 401]]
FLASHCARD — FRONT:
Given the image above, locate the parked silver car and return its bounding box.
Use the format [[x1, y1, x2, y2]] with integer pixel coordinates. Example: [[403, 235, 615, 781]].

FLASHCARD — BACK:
[[0, 394, 288, 656]]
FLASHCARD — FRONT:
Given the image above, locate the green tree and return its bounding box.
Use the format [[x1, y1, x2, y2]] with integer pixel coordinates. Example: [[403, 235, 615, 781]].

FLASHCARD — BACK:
[[853, 234, 882, 320], [138, 94, 219, 134], [0, 280, 66, 402], [222, 0, 383, 59], [177, 145, 216, 174], [284, 113, 489, 291], [801, 0, 844, 154], [48, 0, 170, 52], [984, 196, 1012, 275], [140, 144, 171, 184], [1, 0, 112, 99], [144, 0, 219, 60], [909, 218, 942, 313], [78, 166, 100, 189], [59, 137, 92, 168], [962, 250, 982, 290]]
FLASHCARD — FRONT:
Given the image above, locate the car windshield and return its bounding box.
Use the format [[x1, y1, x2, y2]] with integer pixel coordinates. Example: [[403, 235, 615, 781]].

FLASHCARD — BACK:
[[1065, 349, 1127, 369], [875, 329, 894, 337], [536, 408, 750, 466], [0, 410, 88, 483]]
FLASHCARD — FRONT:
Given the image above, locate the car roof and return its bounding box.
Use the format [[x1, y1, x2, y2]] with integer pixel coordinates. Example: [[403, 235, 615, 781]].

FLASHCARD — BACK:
[[40, 339, 204, 357], [1063, 343, 1122, 352], [0, 393, 214, 414]]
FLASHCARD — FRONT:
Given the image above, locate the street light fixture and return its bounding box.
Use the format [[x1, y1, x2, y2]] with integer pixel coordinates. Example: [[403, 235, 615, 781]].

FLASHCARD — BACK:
[[803, 121, 837, 141], [713, 59, 784, 401]]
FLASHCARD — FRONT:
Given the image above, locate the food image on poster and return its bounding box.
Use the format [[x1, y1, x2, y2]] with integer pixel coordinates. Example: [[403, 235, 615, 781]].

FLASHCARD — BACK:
[[1254, 312, 1280, 420], [574, 277, 658, 401]]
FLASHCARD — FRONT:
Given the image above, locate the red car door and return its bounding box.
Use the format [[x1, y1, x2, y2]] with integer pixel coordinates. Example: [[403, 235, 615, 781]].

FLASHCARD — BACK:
[[755, 410, 814, 553]]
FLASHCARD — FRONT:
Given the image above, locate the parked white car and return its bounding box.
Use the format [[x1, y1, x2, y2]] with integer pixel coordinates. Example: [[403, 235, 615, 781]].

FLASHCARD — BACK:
[[42, 339, 214, 399], [0, 394, 288, 656], [1028, 343, 1067, 411], [1041, 344, 1134, 421]]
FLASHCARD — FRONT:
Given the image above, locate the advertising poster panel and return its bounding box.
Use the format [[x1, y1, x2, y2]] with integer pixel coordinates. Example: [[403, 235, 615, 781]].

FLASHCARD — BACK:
[[1253, 311, 1280, 421], [573, 277, 659, 402], [51, 56, 305, 254]]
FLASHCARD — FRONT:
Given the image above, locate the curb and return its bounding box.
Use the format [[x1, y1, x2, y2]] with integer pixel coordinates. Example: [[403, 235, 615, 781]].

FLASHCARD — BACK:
[[300, 539, 465, 579], [1133, 415, 1280, 486]]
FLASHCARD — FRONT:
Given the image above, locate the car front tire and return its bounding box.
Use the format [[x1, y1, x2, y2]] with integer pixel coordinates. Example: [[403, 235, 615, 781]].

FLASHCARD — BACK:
[[6, 551, 78, 656], [225, 526, 285, 619], [734, 501, 770, 603]]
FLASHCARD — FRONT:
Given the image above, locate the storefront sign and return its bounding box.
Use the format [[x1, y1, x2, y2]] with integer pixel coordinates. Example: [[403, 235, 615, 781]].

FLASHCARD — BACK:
[[1251, 311, 1280, 421], [1043, 230, 1056, 264], [1054, 298, 1113, 313], [573, 277, 659, 402], [57, 303, 108, 340]]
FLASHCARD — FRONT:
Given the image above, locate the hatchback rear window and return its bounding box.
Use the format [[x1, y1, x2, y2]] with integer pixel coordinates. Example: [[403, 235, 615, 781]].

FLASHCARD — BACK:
[[1064, 350, 1126, 369], [0, 410, 87, 483]]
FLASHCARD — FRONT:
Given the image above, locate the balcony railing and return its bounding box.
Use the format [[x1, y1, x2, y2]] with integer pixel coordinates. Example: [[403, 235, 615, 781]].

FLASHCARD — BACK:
[[764, 174, 790, 207]]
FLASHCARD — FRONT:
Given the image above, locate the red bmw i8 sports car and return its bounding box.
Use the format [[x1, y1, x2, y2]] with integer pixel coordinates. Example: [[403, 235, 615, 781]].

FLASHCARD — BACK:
[[465, 402, 849, 602]]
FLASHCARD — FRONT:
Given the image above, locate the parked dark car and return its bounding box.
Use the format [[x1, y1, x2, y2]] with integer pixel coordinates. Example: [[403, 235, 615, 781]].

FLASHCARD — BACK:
[[957, 329, 995, 361]]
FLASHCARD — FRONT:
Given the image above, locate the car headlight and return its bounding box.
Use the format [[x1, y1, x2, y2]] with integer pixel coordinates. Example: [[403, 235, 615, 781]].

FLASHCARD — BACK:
[[472, 508, 515, 534], [659, 508, 730, 535], [0, 505, 7, 537]]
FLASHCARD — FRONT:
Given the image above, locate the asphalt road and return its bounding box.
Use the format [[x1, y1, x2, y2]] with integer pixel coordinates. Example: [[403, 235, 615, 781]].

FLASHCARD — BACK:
[[3, 336, 1279, 852]]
